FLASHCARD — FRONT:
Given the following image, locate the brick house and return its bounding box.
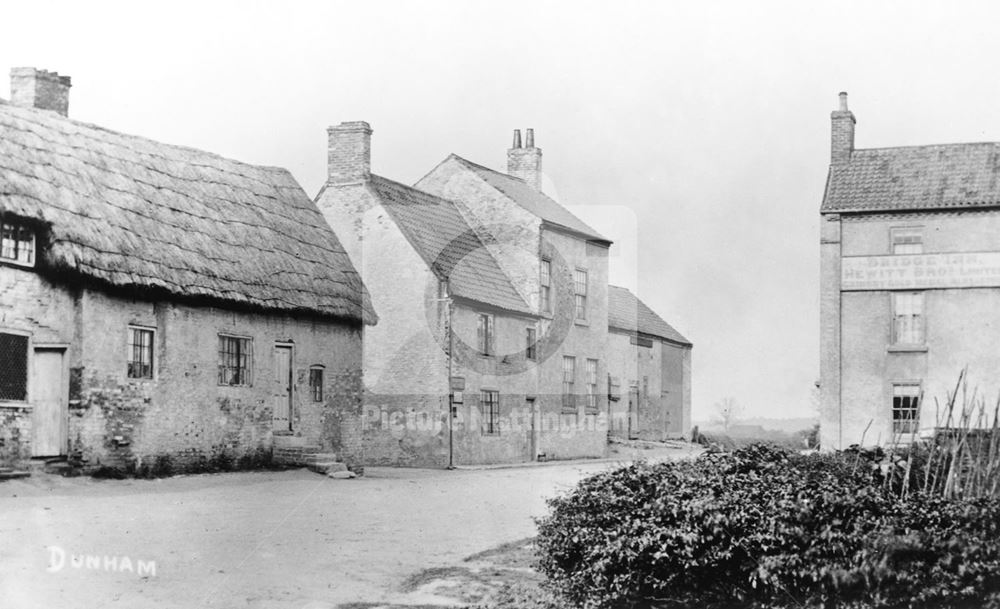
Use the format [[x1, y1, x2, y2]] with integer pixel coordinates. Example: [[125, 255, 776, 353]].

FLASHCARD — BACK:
[[606, 285, 692, 441], [0, 68, 375, 473], [317, 124, 611, 465], [820, 92, 1000, 449], [416, 129, 612, 461]]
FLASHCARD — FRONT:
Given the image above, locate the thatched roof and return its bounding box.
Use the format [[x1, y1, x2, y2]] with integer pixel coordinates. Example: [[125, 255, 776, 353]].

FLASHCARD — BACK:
[[0, 103, 375, 323]]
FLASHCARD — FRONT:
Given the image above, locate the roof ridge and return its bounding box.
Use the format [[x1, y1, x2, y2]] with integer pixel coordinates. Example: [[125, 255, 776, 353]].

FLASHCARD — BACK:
[[856, 141, 1000, 153]]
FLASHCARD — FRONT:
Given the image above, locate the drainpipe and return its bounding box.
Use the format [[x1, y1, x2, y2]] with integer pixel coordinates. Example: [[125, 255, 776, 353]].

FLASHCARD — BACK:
[[446, 297, 455, 470]]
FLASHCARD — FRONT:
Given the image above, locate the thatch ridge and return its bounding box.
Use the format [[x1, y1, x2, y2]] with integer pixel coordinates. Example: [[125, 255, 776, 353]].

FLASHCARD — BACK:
[[0, 103, 375, 323]]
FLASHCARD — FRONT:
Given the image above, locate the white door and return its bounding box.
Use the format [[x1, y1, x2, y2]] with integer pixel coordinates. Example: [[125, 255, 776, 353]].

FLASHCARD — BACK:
[[272, 345, 293, 432], [31, 348, 67, 456]]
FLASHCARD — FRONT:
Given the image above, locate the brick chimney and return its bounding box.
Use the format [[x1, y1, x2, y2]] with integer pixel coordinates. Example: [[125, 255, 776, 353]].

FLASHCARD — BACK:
[[507, 128, 543, 191], [830, 92, 855, 165], [10, 68, 71, 116], [327, 121, 373, 184]]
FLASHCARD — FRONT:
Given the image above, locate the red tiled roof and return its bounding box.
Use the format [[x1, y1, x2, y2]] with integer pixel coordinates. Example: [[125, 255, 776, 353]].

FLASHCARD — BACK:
[[823, 143, 1000, 213], [607, 285, 690, 345], [368, 175, 533, 315]]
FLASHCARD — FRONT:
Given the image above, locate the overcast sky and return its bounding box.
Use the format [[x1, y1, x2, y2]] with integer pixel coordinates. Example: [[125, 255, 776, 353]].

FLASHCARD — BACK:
[[5, 0, 1000, 421]]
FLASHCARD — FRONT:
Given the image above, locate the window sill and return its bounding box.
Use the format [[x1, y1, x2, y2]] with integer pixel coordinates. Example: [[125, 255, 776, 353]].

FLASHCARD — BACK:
[[574, 319, 590, 327], [888, 345, 928, 353], [0, 258, 35, 270], [0, 401, 30, 409]]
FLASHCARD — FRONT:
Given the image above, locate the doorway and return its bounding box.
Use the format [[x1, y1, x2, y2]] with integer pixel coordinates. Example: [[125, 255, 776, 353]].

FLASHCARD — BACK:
[[272, 344, 293, 432], [31, 347, 67, 457], [527, 398, 539, 461]]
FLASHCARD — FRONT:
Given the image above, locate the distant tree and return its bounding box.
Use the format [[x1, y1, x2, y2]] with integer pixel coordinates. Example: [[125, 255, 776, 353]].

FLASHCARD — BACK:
[[713, 397, 741, 432]]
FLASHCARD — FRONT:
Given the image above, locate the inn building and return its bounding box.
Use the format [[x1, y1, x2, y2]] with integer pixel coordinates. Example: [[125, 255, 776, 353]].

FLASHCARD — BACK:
[[820, 92, 1000, 449]]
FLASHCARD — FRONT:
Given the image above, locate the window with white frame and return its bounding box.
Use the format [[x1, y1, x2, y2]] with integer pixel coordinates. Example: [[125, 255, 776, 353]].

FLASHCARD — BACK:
[[481, 390, 500, 435], [0, 218, 35, 266], [892, 384, 920, 434], [574, 269, 588, 321], [891, 227, 923, 255], [540, 259, 552, 313], [892, 292, 924, 345], [477, 313, 495, 356], [562, 356, 576, 411], [218, 334, 253, 386], [127, 326, 154, 379], [585, 358, 598, 412], [0, 332, 29, 401]]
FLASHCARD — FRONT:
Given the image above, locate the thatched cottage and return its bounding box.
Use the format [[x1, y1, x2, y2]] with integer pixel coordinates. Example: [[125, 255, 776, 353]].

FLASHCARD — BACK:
[[0, 68, 375, 473]]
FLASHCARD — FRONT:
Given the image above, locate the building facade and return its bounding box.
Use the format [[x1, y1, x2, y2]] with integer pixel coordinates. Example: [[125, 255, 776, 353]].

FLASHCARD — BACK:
[[606, 285, 692, 441], [318, 125, 615, 466], [0, 68, 374, 472], [820, 92, 1000, 449]]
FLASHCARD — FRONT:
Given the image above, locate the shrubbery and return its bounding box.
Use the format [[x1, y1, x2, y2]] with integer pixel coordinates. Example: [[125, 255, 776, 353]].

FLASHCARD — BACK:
[[535, 445, 1000, 609]]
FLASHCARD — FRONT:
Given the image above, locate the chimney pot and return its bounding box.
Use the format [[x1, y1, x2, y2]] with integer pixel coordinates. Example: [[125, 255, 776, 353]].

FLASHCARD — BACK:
[[327, 121, 373, 185], [525, 128, 535, 148], [10, 67, 71, 116], [838, 91, 849, 111], [512, 129, 522, 149]]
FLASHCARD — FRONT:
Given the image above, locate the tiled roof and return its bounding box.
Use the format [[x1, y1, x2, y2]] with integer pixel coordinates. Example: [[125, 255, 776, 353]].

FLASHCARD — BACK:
[[449, 155, 610, 243], [368, 175, 533, 315], [823, 143, 1000, 213], [607, 285, 691, 345], [0, 103, 375, 323]]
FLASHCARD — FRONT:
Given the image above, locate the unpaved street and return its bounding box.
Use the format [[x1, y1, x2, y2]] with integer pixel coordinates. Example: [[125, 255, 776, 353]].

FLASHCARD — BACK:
[[0, 447, 694, 609]]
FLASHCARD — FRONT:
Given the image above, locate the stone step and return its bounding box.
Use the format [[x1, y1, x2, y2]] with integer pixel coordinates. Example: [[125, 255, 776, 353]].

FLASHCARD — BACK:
[[0, 470, 30, 480], [307, 461, 347, 475]]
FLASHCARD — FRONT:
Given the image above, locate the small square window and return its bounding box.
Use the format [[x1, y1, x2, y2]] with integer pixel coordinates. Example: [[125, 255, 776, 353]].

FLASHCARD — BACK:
[[309, 366, 324, 402], [891, 227, 923, 255], [0, 218, 35, 266], [127, 326, 154, 379], [218, 334, 253, 386]]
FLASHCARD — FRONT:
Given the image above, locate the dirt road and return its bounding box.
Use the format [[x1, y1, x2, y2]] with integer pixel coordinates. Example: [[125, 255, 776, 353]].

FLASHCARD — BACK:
[[0, 444, 696, 609]]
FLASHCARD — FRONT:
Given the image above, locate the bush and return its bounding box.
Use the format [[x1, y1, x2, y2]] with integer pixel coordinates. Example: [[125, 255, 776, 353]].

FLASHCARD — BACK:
[[535, 444, 1000, 609]]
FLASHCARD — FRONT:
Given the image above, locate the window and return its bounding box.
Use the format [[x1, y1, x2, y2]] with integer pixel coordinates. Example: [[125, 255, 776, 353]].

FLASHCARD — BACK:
[[127, 326, 154, 379], [309, 366, 324, 402], [477, 314, 495, 356], [0, 218, 35, 266], [526, 327, 537, 361], [540, 259, 552, 313], [481, 390, 500, 435], [0, 332, 28, 401], [562, 356, 576, 410], [892, 227, 923, 255], [574, 269, 588, 321], [892, 384, 920, 434], [218, 334, 252, 386], [585, 359, 598, 412], [892, 292, 924, 345]]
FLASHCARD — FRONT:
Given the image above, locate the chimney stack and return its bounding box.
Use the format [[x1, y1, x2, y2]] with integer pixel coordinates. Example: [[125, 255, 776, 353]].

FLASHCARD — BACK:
[[830, 91, 855, 165], [327, 121, 373, 185], [507, 127, 543, 191], [10, 68, 71, 116]]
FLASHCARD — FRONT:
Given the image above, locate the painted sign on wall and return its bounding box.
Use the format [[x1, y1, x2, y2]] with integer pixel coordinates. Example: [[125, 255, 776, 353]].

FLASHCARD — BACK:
[[842, 252, 1000, 290]]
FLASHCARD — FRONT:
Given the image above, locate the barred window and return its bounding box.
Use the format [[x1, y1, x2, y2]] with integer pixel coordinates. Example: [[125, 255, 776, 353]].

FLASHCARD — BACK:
[[218, 335, 252, 386], [892, 227, 923, 255], [477, 313, 495, 356], [526, 327, 537, 361], [574, 269, 588, 321], [893, 292, 924, 345], [892, 384, 920, 434], [0, 332, 28, 401], [309, 366, 324, 402], [540, 259, 552, 313], [481, 390, 500, 435], [127, 326, 154, 379], [0, 219, 35, 266], [586, 358, 598, 412], [562, 356, 576, 411]]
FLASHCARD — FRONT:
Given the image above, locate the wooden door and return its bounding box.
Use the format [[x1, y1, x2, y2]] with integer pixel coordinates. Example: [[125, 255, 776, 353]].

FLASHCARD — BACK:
[[272, 345, 293, 432], [527, 398, 539, 461], [31, 348, 67, 456]]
